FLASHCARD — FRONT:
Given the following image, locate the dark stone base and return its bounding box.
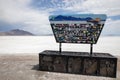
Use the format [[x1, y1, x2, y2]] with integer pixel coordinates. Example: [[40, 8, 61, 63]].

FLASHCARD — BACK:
[[39, 50, 117, 78]]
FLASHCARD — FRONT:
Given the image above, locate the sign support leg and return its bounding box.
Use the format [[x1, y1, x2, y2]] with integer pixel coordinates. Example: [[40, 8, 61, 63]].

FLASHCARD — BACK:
[[59, 43, 62, 53], [90, 43, 93, 56]]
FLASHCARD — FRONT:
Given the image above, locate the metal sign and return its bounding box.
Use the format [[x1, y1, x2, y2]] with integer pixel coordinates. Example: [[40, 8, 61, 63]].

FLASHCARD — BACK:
[[49, 14, 107, 44]]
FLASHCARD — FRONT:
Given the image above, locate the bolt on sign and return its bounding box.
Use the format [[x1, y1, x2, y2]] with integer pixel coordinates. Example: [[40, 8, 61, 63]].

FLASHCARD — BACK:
[[49, 14, 107, 44]]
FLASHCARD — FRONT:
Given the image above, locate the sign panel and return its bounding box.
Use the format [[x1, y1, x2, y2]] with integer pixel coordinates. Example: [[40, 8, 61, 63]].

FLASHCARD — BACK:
[[49, 14, 107, 44]]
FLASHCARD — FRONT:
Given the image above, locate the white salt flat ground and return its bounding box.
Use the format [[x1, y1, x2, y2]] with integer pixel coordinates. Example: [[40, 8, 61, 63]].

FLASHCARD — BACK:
[[0, 36, 120, 80], [0, 36, 120, 56]]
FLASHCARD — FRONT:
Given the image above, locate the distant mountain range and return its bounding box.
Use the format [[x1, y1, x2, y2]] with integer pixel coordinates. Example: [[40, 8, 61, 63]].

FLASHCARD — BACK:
[[0, 29, 34, 36], [50, 15, 93, 21]]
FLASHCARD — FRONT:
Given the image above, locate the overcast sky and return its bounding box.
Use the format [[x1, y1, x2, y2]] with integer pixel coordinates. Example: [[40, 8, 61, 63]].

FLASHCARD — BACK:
[[0, 0, 120, 35]]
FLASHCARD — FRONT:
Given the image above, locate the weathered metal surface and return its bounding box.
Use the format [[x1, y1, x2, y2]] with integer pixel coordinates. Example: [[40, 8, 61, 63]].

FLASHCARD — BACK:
[[39, 50, 117, 78]]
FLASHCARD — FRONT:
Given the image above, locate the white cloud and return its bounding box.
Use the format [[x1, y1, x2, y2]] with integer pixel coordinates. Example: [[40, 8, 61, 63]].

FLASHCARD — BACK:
[[0, 0, 51, 35], [1, 0, 119, 23], [0, 0, 120, 35], [0, 0, 30, 23], [102, 19, 120, 35], [63, 0, 120, 16]]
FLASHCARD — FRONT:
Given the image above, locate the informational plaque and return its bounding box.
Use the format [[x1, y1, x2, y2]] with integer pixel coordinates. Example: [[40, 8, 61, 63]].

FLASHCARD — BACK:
[[49, 14, 107, 44]]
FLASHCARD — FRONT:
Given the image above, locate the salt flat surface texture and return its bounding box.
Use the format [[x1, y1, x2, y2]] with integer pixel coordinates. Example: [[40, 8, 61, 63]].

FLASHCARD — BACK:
[[0, 36, 119, 55]]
